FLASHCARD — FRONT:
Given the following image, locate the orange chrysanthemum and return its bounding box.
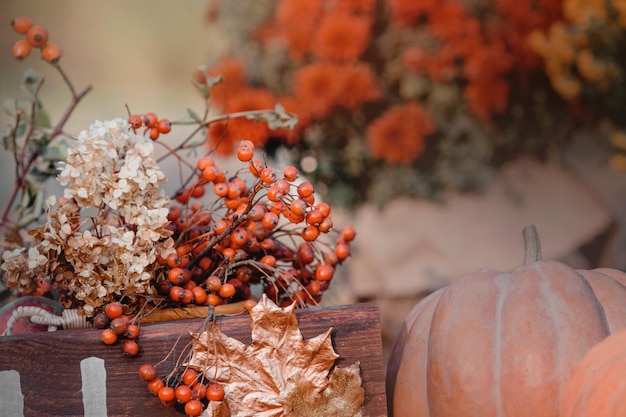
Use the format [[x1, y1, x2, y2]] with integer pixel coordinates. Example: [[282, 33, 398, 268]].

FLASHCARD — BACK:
[[207, 88, 276, 155], [366, 102, 435, 165], [337, 63, 382, 111], [274, 0, 323, 59], [293, 63, 343, 119], [331, 0, 378, 14], [312, 12, 372, 61], [386, 0, 438, 26], [463, 77, 510, 120], [207, 57, 248, 108]]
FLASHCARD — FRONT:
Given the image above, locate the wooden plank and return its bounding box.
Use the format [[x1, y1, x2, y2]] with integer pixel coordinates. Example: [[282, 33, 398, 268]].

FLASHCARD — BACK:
[[0, 302, 387, 417]]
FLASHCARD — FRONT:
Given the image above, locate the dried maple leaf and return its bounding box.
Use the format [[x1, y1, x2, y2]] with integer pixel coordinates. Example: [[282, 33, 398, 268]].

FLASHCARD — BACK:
[[186, 294, 365, 417]]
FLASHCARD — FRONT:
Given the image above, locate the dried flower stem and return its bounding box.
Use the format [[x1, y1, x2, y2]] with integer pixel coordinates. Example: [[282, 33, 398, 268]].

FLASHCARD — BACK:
[[0, 62, 92, 232]]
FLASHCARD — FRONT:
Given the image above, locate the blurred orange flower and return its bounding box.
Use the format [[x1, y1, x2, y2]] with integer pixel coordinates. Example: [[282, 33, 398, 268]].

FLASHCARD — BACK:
[[293, 63, 344, 119], [312, 12, 372, 61], [336, 63, 382, 111], [366, 102, 435, 165], [330, 0, 378, 13], [207, 88, 276, 154], [207, 57, 247, 108], [274, 0, 323, 60]]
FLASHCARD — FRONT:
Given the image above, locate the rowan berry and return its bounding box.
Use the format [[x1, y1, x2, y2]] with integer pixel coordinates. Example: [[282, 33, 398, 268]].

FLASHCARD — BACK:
[[139, 364, 158, 382], [260, 168, 277, 183], [110, 317, 128, 336], [190, 184, 205, 198], [93, 312, 109, 329], [230, 228, 250, 247], [143, 112, 158, 128], [191, 383, 207, 400], [214, 182, 229, 197], [207, 293, 222, 306], [181, 368, 198, 386], [297, 181, 314, 198], [101, 328, 118, 345], [319, 216, 334, 233], [122, 339, 140, 356], [301, 225, 320, 241], [197, 156, 215, 171], [105, 302, 123, 319], [184, 400, 204, 416], [248, 204, 266, 222], [316, 202, 331, 217], [148, 378, 164, 395], [315, 263, 335, 281], [307, 280, 323, 296], [260, 255, 276, 267], [287, 210, 305, 224], [206, 383, 225, 401], [11, 16, 33, 34], [125, 324, 140, 339], [227, 182, 241, 199], [237, 139, 255, 162], [182, 288, 194, 304], [128, 114, 142, 129], [222, 247, 235, 261], [297, 243, 315, 264], [219, 283, 236, 298], [249, 159, 265, 177], [169, 286, 185, 302], [41, 43, 61, 63], [289, 199, 307, 216], [26, 25, 48, 48], [255, 213, 274, 233], [192, 287, 207, 305], [335, 242, 350, 260], [283, 165, 298, 181], [267, 186, 283, 202], [305, 209, 324, 226], [175, 384, 193, 403], [12, 40, 31, 60], [148, 127, 160, 140], [342, 225, 357, 242], [168, 267, 186, 285], [158, 386, 176, 402], [157, 118, 171, 134]]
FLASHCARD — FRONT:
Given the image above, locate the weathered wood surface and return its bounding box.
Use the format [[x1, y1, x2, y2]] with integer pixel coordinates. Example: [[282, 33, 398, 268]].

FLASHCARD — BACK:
[[0, 302, 387, 417]]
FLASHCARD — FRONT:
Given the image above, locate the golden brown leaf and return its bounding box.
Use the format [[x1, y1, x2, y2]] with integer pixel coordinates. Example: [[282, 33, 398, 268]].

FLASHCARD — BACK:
[[186, 294, 364, 417]]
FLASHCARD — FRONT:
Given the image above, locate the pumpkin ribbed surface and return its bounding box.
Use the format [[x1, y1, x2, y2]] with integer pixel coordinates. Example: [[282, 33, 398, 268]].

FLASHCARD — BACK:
[[387, 260, 626, 417]]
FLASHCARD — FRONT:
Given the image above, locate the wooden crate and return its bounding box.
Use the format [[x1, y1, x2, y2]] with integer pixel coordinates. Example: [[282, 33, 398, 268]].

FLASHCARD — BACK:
[[0, 302, 387, 417]]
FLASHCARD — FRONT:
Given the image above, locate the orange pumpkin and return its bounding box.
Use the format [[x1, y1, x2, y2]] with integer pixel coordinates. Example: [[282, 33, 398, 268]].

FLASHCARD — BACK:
[[386, 225, 626, 417], [560, 327, 626, 417]]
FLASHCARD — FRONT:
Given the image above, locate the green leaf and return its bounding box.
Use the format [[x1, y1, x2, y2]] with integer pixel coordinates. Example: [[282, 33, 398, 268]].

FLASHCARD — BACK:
[[187, 108, 203, 123], [21, 68, 42, 95], [33, 106, 51, 128], [42, 141, 68, 162]]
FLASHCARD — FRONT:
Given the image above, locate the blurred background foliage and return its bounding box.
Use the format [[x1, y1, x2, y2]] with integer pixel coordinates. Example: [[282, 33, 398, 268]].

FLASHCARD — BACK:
[[200, 0, 626, 209]]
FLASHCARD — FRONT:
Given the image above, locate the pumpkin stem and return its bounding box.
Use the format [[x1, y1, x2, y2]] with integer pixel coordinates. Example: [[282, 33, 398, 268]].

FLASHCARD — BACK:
[[523, 224, 542, 264]]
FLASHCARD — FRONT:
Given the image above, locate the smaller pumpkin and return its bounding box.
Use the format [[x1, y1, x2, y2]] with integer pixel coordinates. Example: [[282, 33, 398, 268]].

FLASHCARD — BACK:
[[560, 327, 626, 417]]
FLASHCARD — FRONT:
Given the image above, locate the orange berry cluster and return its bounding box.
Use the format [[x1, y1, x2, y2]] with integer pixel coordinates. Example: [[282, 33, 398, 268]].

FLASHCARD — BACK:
[[128, 113, 172, 141], [11, 16, 61, 63], [139, 364, 224, 416], [94, 302, 141, 357], [156, 139, 355, 309]]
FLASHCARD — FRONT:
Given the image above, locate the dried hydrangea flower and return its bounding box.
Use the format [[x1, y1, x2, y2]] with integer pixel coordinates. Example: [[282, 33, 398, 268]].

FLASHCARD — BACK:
[[2, 118, 174, 315]]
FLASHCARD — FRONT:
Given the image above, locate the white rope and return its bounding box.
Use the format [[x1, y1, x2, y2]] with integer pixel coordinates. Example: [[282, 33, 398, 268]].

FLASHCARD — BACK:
[[2, 305, 91, 336]]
